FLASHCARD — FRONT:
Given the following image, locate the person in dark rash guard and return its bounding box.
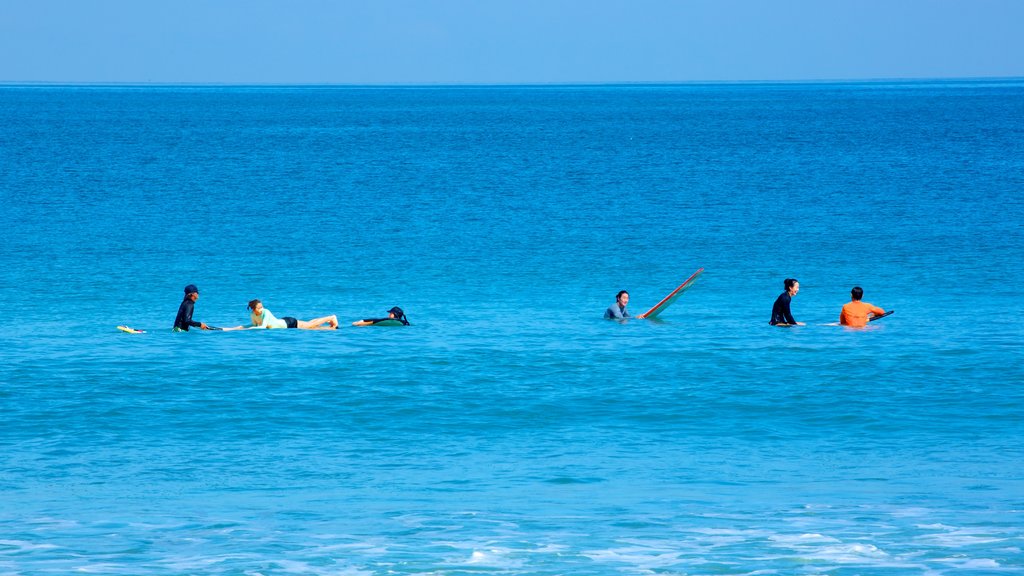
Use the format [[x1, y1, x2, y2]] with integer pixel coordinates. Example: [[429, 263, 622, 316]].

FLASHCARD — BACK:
[[173, 284, 211, 332], [769, 278, 804, 326], [352, 306, 410, 326]]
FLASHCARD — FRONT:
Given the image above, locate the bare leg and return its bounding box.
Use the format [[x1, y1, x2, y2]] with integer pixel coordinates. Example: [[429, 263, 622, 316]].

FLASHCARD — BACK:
[[297, 315, 338, 330]]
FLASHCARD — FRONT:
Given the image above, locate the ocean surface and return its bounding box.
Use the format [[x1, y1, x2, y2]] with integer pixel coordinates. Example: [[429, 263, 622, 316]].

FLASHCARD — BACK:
[[1, 81, 1023, 575]]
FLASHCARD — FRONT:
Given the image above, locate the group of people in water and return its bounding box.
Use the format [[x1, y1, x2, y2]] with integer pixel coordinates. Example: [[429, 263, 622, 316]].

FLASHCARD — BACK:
[[175, 278, 888, 333], [768, 279, 889, 327], [605, 278, 890, 328], [172, 284, 409, 332]]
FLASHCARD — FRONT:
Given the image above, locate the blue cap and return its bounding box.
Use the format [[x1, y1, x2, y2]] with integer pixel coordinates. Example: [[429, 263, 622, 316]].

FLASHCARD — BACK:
[[184, 284, 199, 295]]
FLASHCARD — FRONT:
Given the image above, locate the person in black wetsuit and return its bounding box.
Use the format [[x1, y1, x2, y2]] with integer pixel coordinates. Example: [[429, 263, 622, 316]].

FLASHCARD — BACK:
[[173, 284, 211, 332], [352, 306, 410, 326], [769, 278, 805, 326]]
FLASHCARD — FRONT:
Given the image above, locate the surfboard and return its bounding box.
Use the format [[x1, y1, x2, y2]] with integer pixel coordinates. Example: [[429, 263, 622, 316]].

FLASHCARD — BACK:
[[868, 310, 894, 322], [117, 325, 145, 334], [637, 268, 705, 319], [368, 319, 405, 327]]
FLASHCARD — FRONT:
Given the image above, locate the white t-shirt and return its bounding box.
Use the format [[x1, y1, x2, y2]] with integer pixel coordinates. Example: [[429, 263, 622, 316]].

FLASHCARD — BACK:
[[251, 308, 288, 329]]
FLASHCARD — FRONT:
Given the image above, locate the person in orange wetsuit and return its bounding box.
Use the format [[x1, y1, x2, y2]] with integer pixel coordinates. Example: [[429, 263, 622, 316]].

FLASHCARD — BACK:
[[839, 286, 887, 327]]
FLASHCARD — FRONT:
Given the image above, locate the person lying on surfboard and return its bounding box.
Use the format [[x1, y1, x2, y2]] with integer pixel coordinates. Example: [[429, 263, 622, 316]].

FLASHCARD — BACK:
[[353, 306, 410, 326], [839, 286, 889, 328], [222, 299, 338, 330], [604, 290, 631, 319], [769, 278, 805, 326]]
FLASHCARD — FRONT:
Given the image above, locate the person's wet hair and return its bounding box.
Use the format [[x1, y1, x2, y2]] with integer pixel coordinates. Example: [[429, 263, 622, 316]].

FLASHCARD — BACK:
[[388, 306, 410, 325], [616, 290, 628, 302], [784, 278, 798, 291], [851, 286, 864, 301], [248, 299, 261, 311]]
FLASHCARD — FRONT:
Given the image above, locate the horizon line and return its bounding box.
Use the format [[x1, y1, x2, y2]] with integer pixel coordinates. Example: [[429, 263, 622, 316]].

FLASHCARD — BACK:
[[2, 75, 1023, 89]]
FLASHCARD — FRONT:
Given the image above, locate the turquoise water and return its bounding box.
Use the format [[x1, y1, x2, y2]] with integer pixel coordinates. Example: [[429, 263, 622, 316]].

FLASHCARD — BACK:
[[2, 82, 1023, 574]]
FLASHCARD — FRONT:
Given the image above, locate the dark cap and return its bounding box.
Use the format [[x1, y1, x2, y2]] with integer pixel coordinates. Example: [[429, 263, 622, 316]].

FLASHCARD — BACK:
[[388, 306, 404, 317], [184, 284, 199, 295]]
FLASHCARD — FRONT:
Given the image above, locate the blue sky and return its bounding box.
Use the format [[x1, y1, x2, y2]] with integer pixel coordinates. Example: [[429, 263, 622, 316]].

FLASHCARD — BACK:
[[1, 0, 1022, 84]]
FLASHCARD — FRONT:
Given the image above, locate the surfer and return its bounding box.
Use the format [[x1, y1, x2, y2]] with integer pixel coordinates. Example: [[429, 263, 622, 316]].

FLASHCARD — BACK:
[[604, 290, 631, 319], [353, 306, 410, 326], [839, 287, 888, 327], [173, 284, 211, 332], [223, 299, 338, 330], [769, 278, 804, 326]]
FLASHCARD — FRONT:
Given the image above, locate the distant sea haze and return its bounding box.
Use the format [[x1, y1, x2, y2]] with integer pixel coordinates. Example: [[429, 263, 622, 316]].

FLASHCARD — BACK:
[[1, 81, 1022, 574]]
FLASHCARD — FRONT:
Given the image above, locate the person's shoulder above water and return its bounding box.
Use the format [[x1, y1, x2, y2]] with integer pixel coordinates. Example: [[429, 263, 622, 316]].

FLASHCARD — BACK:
[[604, 303, 625, 319], [768, 291, 791, 325], [173, 283, 209, 331], [249, 300, 288, 329], [839, 286, 887, 328], [840, 301, 885, 327], [605, 290, 630, 320], [769, 278, 803, 326]]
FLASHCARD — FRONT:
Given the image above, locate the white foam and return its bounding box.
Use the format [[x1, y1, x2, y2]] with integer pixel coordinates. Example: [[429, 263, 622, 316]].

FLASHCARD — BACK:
[[686, 526, 773, 547], [618, 538, 679, 549], [301, 536, 391, 556], [126, 521, 186, 530], [689, 527, 768, 536], [274, 559, 330, 573], [916, 523, 956, 530], [28, 517, 80, 530], [311, 542, 389, 555], [163, 553, 259, 571], [815, 543, 890, 561], [917, 529, 1008, 547], [0, 540, 59, 553], [461, 548, 522, 569], [239, 559, 372, 576], [533, 543, 569, 554], [961, 558, 1002, 569], [466, 550, 491, 564], [768, 533, 841, 545], [582, 547, 684, 570], [393, 514, 433, 527], [887, 507, 933, 518], [74, 564, 122, 573], [934, 557, 1002, 569]]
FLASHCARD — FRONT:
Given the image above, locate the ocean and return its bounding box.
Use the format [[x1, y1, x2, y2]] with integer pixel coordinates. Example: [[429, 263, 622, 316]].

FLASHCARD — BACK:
[[1, 81, 1022, 574]]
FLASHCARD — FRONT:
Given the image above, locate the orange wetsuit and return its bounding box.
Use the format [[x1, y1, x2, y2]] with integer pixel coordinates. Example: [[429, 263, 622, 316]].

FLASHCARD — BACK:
[[839, 301, 885, 328]]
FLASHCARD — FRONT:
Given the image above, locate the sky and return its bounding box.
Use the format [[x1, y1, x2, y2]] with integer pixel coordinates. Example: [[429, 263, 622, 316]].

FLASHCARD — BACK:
[[1, 0, 1022, 84]]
